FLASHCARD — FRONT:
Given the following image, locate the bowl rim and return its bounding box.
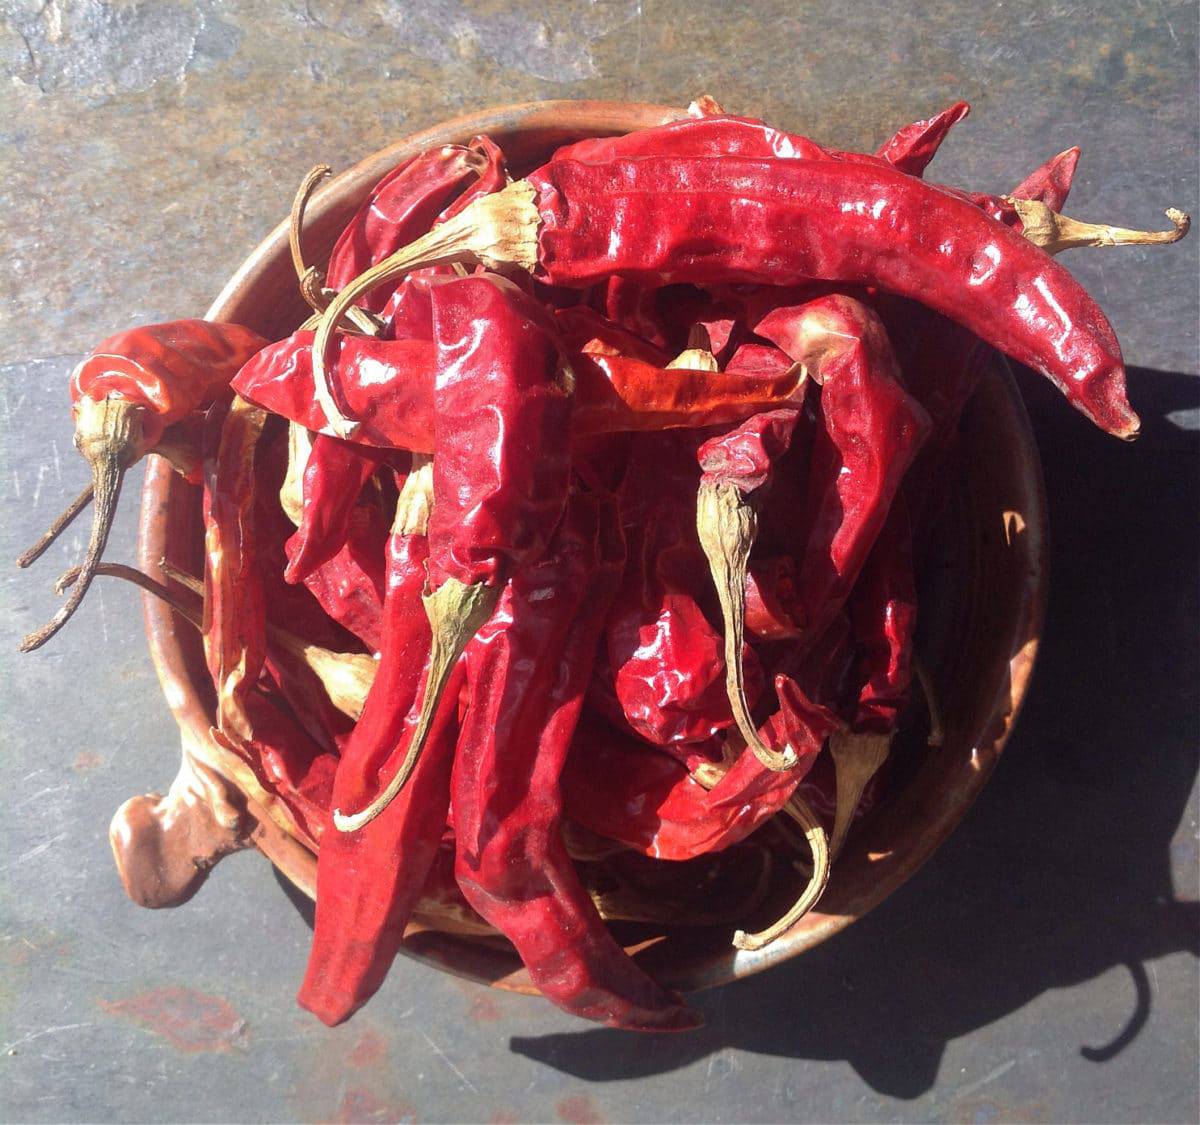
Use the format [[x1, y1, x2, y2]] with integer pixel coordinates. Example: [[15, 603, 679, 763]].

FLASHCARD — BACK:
[[138, 98, 1048, 995]]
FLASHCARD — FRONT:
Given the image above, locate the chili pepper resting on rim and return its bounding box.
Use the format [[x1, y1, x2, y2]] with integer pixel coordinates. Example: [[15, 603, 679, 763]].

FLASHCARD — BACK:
[[452, 487, 700, 1030], [18, 319, 267, 652], [314, 154, 1189, 443], [333, 273, 572, 831]]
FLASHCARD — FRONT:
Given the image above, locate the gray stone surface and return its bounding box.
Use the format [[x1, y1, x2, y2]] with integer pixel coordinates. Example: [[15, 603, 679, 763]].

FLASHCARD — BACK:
[[1, 2, 1197, 1122]]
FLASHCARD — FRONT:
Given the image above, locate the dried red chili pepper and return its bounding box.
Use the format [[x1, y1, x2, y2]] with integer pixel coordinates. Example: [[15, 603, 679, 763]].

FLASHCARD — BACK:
[[828, 496, 918, 858], [874, 101, 970, 176], [232, 328, 807, 450], [283, 434, 391, 585], [296, 460, 467, 1025], [452, 487, 700, 1030], [696, 408, 804, 770], [752, 295, 931, 646], [564, 673, 835, 862], [325, 137, 506, 313], [19, 319, 266, 652], [334, 273, 572, 831]]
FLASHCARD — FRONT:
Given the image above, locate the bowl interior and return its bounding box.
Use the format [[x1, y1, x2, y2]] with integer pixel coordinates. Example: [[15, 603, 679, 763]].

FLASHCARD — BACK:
[[138, 100, 1046, 995]]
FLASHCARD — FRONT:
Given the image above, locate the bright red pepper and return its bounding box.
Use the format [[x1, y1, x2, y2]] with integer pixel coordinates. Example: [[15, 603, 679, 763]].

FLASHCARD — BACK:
[[452, 487, 700, 1030]]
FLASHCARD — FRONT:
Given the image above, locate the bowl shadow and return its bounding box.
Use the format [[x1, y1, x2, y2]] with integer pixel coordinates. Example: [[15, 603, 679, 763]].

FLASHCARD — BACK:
[[507, 365, 1200, 1098]]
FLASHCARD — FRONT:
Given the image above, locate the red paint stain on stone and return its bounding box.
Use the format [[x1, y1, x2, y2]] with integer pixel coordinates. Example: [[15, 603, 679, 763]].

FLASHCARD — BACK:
[[349, 1028, 388, 1068], [468, 994, 501, 1023], [334, 1088, 417, 1123], [100, 986, 246, 1052], [489, 1112, 520, 1125], [556, 1094, 605, 1124], [73, 751, 103, 771]]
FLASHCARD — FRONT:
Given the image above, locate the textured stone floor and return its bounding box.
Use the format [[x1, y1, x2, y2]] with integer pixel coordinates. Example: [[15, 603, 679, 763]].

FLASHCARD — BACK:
[[1, 2, 1197, 1122]]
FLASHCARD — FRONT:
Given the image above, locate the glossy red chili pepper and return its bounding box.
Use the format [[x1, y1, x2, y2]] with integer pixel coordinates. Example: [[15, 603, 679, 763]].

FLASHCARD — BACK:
[[563, 673, 835, 861], [233, 328, 807, 452], [283, 434, 389, 585], [326, 137, 505, 312], [298, 463, 469, 1026], [750, 295, 930, 647], [873, 101, 970, 175], [524, 155, 1139, 436], [20, 319, 267, 652], [606, 433, 760, 748], [452, 487, 700, 1030]]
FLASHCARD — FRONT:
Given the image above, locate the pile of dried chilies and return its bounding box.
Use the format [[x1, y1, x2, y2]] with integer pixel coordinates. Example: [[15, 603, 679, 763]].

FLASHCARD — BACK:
[[19, 98, 1187, 1031]]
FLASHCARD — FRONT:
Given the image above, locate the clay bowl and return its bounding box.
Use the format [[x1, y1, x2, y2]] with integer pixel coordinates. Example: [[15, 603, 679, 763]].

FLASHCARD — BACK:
[[137, 100, 1047, 995]]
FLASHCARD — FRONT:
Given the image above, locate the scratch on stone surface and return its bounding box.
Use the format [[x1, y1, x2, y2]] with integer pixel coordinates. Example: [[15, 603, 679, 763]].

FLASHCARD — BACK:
[[1, 833, 68, 870], [3, 1023, 94, 1055], [956, 1058, 1017, 1099], [418, 1028, 478, 1093], [15, 783, 70, 810]]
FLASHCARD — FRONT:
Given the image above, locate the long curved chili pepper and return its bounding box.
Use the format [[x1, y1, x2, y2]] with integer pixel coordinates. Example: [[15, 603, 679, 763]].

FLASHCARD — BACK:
[[333, 273, 571, 832], [315, 154, 1178, 441], [827, 496, 918, 859], [19, 319, 266, 652], [751, 295, 931, 646], [232, 328, 807, 450], [452, 487, 701, 1030], [298, 460, 464, 1026]]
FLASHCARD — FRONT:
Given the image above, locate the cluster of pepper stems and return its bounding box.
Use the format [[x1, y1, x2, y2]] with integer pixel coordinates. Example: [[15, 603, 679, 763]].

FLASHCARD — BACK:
[[18, 97, 1187, 1031]]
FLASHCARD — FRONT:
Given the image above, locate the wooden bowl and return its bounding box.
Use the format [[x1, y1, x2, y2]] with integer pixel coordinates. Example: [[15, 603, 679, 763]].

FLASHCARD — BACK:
[[133, 100, 1047, 995]]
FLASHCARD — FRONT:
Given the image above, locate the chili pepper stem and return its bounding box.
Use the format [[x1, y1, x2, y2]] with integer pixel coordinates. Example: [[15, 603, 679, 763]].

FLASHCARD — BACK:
[[333, 577, 500, 832], [313, 181, 539, 438], [20, 397, 144, 653], [732, 794, 829, 950], [290, 164, 332, 309], [16, 482, 95, 568], [697, 481, 798, 772], [827, 730, 892, 860], [56, 561, 203, 629], [1010, 198, 1190, 255]]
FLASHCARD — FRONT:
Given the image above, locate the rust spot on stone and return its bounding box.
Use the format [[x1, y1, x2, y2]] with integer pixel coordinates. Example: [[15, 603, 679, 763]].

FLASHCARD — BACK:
[[73, 751, 103, 771], [333, 1089, 416, 1123], [556, 1094, 606, 1125], [100, 986, 246, 1053], [348, 1028, 388, 1068], [468, 994, 501, 1023]]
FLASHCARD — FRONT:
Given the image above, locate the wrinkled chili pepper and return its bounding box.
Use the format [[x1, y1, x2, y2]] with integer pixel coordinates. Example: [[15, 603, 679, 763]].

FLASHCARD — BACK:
[[19, 319, 266, 652], [752, 294, 931, 646], [874, 101, 970, 176], [232, 328, 807, 450], [828, 495, 918, 858], [297, 459, 469, 1025], [606, 431, 761, 749], [452, 486, 700, 1030], [324, 137, 506, 313], [283, 434, 392, 585], [333, 273, 572, 831], [564, 672, 835, 862]]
